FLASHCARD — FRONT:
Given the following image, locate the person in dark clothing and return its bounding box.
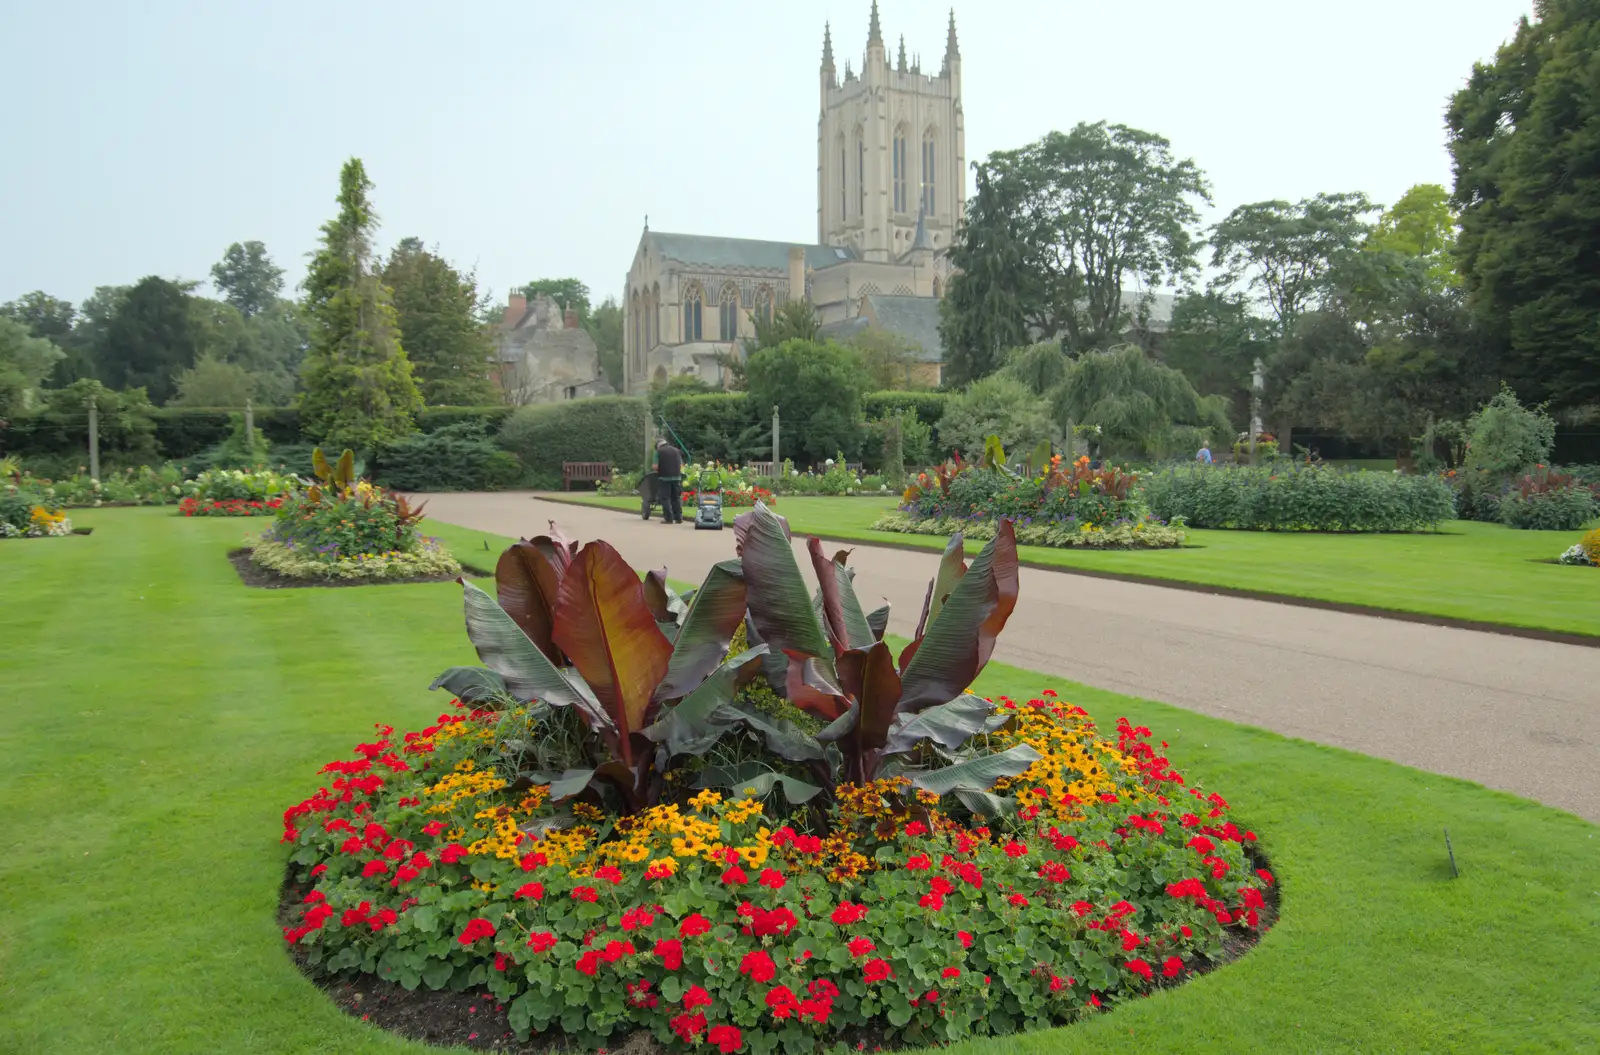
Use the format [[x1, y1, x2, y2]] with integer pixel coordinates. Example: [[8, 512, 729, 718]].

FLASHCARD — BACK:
[[652, 439, 684, 524]]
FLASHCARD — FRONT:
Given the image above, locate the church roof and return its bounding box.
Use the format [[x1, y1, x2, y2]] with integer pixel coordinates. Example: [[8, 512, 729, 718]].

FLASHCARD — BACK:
[[817, 294, 945, 362], [645, 231, 855, 272]]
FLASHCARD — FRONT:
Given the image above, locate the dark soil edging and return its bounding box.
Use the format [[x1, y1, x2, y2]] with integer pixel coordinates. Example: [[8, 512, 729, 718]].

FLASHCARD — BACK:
[[228, 548, 489, 590], [532, 493, 1600, 648], [277, 846, 1278, 1054]]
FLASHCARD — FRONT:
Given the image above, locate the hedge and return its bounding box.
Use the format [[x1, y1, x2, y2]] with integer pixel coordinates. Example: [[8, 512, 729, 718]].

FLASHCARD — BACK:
[[659, 393, 761, 462], [1141, 463, 1456, 532], [862, 390, 951, 428], [499, 397, 650, 482]]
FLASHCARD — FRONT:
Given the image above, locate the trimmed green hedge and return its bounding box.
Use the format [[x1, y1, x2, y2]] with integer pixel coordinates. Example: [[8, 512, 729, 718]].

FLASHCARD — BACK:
[[1142, 463, 1456, 532], [370, 424, 521, 492], [659, 393, 762, 462], [862, 390, 950, 428], [416, 406, 514, 435], [499, 397, 649, 482]]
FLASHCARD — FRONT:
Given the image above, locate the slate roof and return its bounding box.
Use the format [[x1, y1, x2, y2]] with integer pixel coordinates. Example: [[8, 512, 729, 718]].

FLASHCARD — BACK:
[[646, 232, 856, 272], [817, 294, 944, 362]]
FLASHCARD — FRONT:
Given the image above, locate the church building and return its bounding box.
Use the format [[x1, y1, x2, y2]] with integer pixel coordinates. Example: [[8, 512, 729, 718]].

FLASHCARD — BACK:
[[622, 4, 964, 393]]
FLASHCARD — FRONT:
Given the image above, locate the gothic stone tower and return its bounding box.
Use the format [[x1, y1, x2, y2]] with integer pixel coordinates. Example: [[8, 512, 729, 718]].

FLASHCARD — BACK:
[[817, 5, 966, 263]]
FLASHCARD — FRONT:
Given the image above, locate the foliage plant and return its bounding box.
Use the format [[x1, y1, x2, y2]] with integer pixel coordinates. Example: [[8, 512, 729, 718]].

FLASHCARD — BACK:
[[1141, 464, 1454, 533], [5, 465, 187, 508], [279, 511, 1272, 1050], [1497, 468, 1598, 532], [500, 397, 649, 481], [253, 448, 459, 580], [745, 340, 869, 465], [1462, 386, 1556, 477], [370, 422, 521, 493]]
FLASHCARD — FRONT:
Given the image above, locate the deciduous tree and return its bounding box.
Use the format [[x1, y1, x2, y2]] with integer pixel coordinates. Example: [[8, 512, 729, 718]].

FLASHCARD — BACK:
[[589, 296, 624, 392], [744, 339, 867, 464], [1447, 0, 1600, 409], [210, 241, 285, 318], [102, 275, 200, 403], [382, 238, 496, 406]]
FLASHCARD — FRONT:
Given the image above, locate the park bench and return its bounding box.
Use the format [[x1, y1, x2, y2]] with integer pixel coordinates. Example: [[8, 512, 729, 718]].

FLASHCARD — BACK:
[[561, 461, 612, 490], [746, 461, 777, 477]]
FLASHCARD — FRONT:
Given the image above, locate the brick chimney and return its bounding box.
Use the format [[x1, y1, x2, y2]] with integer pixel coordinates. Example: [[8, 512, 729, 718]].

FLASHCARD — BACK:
[[501, 291, 527, 328], [563, 305, 580, 329]]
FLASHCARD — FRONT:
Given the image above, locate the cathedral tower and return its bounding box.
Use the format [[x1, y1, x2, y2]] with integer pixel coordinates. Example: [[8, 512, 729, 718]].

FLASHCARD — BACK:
[[817, 5, 966, 263]]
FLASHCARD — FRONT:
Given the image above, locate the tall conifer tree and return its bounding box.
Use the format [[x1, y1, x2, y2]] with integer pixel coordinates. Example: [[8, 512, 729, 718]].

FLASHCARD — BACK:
[[299, 159, 422, 450]]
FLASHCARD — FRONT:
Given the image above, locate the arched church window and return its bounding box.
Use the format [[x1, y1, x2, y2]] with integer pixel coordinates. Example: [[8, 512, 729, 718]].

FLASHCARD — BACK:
[[921, 128, 936, 214], [854, 127, 865, 217], [892, 126, 908, 213], [650, 283, 660, 347], [755, 285, 775, 325], [719, 284, 739, 341], [631, 291, 641, 362], [683, 285, 703, 342], [836, 133, 847, 221]]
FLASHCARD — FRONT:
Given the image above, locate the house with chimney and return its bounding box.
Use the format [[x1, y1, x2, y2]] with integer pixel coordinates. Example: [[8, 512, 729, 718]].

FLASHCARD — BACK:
[[492, 292, 614, 405]]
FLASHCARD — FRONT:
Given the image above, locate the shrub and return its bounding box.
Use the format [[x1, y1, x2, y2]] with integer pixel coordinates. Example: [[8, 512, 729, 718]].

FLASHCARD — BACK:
[[258, 449, 459, 580], [180, 467, 299, 516], [746, 340, 869, 464], [500, 397, 649, 479], [416, 406, 514, 435], [902, 459, 1142, 529], [371, 423, 521, 492], [1141, 464, 1454, 532], [1557, 527, 1600, 566], [12, 465, 188, 508], [1498, 469, 1597, 531], [660, 393, 763, 463], [1464, 386, 1555, 476], [278, 516, 1269, 1050], [939, 376, 1055, 461]]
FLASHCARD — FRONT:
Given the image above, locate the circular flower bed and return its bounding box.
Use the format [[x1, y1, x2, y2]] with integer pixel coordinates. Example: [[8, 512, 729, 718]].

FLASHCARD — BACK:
[[0, 487, 72, 538], [252, 448, 459, 582], [279, 508, 1272, 1051], [1557, 527, 1600, 567]]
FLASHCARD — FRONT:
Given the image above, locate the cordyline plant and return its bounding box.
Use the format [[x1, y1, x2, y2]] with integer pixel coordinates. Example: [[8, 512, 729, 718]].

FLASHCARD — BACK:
[[433, 504, 1038, 821], [301, 446, 428, 528]]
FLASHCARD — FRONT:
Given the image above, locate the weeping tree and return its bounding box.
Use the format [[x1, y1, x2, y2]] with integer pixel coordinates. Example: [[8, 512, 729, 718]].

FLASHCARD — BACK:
[[1047, 345, 1230, 460]]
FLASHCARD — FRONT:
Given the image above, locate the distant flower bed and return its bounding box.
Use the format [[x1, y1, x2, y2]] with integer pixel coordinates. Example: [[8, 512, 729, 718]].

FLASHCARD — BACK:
[[1557, 528, 1600, 567], [187, 467, 300, 506], [7, 465, 187, 508], [253, 448, 458, 582], [0, 489, 72, 538], [180, 496, 288, 517], [683, 486, 776, 509], [873, 510, 1185, 550]]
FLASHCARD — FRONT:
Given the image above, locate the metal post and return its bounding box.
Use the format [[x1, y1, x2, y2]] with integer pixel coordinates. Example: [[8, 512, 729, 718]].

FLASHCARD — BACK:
[[772, 405, 780, 470], [245, 399, 255, 447], [86, 391, 100, 480]]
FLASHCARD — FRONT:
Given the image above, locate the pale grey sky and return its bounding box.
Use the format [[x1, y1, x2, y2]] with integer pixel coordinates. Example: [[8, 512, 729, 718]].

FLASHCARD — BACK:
[[0, 0, 1532, 311]]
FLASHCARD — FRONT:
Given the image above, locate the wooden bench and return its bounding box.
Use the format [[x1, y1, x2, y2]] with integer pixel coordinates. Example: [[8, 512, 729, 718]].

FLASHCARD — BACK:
[[746, 461, 777, 477], [561, 461, 612, 490]]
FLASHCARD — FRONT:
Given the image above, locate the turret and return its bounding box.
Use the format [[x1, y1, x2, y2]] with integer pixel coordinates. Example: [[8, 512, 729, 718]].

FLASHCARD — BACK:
[[942, 8, 961, 91], [820, 21, 835, 98], [864, 1, 886, 81]]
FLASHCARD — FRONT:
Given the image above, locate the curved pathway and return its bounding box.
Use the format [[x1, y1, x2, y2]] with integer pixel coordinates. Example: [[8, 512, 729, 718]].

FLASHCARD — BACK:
[[426, 492, 1600, 823]]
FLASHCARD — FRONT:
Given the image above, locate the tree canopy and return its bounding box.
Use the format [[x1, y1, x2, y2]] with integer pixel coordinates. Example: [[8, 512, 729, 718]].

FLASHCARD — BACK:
[[744, 339, 867, 464], [101, 276, 200, 404], [382, 238, 496, 406], [1447, 0, 1600, 409], [210, 241, 285, 318]]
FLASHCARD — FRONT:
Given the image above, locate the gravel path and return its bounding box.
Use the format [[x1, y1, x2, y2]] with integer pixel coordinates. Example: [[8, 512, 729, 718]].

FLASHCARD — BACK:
[[425, 492, 1600, 823]]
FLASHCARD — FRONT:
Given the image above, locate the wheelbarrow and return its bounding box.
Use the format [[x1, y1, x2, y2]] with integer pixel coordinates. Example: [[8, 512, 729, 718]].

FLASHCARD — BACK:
[[638, 471, 665, 521]]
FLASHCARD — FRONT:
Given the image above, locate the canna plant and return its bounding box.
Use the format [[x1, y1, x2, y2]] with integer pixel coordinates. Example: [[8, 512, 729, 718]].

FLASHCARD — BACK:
[[432, 503, 1039, 823]]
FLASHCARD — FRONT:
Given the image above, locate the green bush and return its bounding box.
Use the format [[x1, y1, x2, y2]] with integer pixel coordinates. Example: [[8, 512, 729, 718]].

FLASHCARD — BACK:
[[1497, 471, 1598, 531], [416, 406, 514, 435], [1142, 464, 1455, 532], [939, 376, 1055, 460], [659, 393, 762, 462], [746, 340, 868, 464], [1464, 387, 1555, 476], [862, 390, 951, 430], [370, 423, 521, 492], [500, 397, 649, 479]]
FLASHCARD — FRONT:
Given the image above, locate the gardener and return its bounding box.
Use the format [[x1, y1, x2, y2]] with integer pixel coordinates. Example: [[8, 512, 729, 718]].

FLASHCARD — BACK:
[[652, 438, 684, 525], [1196, 444, 1213, 464]]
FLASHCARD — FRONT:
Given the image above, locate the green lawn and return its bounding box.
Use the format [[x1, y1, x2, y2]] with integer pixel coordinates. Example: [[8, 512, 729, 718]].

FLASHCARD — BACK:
[[1, 508, 1595, 1053], [559, 492, 1600, 638]]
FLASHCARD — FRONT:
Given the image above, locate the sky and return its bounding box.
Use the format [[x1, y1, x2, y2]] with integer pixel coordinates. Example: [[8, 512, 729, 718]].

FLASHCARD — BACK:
[[0, 0, 1535, 313]]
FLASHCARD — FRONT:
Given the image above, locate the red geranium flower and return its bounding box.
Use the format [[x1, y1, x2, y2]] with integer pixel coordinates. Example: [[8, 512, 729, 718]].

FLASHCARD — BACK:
[[764, 985, 800, 1020], [739, 950, 776, 983], [757, 868, 786, 889], [1008, 894, 1030, 908], [721, 864, 749, 886], [421, 821, 446, 836], [905, 854, 931, 871], [439, 843, 467, 864], [1125, 958, 1154, 981], [847, 937, 876, 958], [1162, 956, 1183, 978], [862, 958, 894, 984], [707, 1024, 742, 1053], [575, 950, 601, 976], [919, 892, 945, 910], [831, 901, 866, 925], [621, 906, 657, 931], [456, 918, 496, 945], [942, 966, 961, 980], [958, 930, 974, 949], [526, 931, 556, 952], [570, 886, 599, 902], [514, 882, 544, 900], [683, 985, 713, 1010], [1003, 841, 1028, 857], [655, 938, 684, 970], [680, 913, 711, 938]]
